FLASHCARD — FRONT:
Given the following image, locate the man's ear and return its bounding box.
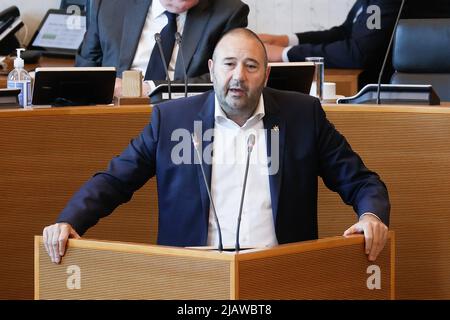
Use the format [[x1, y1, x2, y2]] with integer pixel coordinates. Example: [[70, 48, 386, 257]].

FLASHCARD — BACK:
[[208, 59, 214, 81], [264, 65, 271, 87]]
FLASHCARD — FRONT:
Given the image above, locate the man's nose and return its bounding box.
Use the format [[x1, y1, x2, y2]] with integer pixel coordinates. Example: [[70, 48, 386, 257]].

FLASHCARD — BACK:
[[232, 63, 247, 81]]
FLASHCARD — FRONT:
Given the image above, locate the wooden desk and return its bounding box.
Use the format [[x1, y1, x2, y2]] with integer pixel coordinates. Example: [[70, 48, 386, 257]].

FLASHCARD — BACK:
[[1, 59, 360, 98], [0, 56, 74, 88], [0, 102, 450, 299], [325, 68, 363, 97]]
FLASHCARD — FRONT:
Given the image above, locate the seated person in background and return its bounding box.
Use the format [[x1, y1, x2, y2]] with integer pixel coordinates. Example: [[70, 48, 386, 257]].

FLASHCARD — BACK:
[[75, 0, 249, 96], [260, 0, 450, 89], [44, 28, 390, 265], [259, 0, 402, 88]]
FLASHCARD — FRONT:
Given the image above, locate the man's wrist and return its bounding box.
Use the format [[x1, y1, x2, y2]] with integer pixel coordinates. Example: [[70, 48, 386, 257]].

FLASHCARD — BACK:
[[360, 212, 381, 221]]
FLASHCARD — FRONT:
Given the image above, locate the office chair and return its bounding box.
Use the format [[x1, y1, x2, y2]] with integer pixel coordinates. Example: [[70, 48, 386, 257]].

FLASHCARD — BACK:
[[390, 19, 450, 101]]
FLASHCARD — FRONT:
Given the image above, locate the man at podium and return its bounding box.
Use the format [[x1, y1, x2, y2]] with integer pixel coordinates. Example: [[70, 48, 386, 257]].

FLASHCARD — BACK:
[[43, 28, 390, 265]]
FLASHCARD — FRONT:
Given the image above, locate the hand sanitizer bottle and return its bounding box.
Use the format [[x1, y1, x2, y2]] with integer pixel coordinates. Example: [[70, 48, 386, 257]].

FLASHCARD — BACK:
[[7, 48, 32, 108]]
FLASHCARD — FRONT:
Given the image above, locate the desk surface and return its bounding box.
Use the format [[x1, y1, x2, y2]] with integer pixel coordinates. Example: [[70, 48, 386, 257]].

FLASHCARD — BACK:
[[1, 102, 449, 118]]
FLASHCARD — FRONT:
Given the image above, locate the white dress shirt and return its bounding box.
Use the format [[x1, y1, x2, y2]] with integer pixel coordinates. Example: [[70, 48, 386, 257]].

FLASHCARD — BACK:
[[130, 0, 187, 81], [282, 34, 299, 62], [207, 95, 278, 249]]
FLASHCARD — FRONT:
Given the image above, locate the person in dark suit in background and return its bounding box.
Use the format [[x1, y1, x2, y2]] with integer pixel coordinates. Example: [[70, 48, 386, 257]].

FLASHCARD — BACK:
[[260, 0, 450, 89], [260, 0, 402, 88], [43, 28, 389, 265], [76, 0, 249, 96]]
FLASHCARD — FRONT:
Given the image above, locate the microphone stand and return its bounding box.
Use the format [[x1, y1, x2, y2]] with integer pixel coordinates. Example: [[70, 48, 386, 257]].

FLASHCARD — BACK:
[[376, 0, 406, 104], [175, 32, 188, 98], [191, 133, 223, 252], [235, 134, 256, 252], [154, 33, 172, 100]]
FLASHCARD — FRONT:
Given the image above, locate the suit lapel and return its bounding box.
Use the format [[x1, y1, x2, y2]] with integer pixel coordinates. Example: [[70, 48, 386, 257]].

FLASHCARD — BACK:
[[195, 91, 216, 233], [119, 0, 152, 74], [262, 89, 286, 222], [175, 0, 211, 78]]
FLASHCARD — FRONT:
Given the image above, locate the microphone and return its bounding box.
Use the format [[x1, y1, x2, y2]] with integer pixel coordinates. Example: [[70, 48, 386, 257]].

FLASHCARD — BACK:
[[175, 32, 188, 98], [376, 0, 406, 104], [191, 133, 223, 252], [235, 134, 256, 252], [154, 33, 172, 100]]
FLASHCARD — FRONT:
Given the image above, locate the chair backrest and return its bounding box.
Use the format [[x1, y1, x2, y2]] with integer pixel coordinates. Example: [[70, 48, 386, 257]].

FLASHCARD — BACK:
[[390, 19, 450, 101]]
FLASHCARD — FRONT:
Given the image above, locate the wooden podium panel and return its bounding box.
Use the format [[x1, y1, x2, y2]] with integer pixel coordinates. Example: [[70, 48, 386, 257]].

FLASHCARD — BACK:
[[35, 234, 394, 300], [237, 234, 394, 300], [35, 238, 232, 300]]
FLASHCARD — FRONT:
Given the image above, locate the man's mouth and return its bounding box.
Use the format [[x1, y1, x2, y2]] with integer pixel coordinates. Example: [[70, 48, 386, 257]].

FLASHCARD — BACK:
[[228, 87, 246, 97]]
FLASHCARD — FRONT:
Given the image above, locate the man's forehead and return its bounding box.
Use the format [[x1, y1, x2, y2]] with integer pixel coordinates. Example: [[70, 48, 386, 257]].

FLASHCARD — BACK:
[[215, 37, 264, 60]]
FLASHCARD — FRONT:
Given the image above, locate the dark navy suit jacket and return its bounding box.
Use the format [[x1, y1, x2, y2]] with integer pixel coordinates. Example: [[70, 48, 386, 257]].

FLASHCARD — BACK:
[[57, 88, 390, 246], [75, 0, 249, 81]]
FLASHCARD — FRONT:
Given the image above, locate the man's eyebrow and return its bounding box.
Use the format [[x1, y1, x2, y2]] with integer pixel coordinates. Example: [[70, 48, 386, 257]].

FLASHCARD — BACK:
[[244, 58, 260, 65], [222, 57, 260, 65]]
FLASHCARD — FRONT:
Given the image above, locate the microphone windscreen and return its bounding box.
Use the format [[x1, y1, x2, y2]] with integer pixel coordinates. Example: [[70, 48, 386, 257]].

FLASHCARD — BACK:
[[247, 134, 256, 149]]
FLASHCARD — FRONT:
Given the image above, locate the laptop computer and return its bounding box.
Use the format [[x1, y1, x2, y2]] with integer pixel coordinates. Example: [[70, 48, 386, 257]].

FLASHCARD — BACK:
[[267, 62, 315, 94], [32, 67, 116, 106], [27, 9, 87, 58]]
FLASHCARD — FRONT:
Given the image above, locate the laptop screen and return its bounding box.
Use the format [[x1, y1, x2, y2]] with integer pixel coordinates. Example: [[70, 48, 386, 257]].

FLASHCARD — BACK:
[[28, 9, 86, 57]]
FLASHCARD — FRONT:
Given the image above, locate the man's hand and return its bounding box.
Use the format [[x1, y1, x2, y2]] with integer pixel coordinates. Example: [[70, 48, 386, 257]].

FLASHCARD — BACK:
[[43, 223, 80, 264], [258, 33, 289, 47], [264, 44, 285, 62], [343, 214, 388, 262]]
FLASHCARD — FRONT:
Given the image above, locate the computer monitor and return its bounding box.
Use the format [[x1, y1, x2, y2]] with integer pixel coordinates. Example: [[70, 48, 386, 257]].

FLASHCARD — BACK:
[[32, 67, 116, 106], [27, 9, 86, 57]]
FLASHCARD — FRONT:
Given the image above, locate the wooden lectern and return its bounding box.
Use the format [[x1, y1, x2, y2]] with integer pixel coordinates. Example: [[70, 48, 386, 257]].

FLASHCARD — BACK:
[[35, 233, 394, 300]]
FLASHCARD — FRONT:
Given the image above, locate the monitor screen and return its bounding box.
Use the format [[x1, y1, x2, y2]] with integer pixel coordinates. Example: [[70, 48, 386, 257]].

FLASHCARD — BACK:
[[28, 9, 86, 56]]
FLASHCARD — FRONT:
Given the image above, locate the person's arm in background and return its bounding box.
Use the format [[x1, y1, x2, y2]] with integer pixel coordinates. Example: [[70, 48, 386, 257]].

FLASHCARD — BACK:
[[313, 99, 390, 261], [285, 0, 400, 67], [259, 2, 355, 48], [43, 105, 162, 263], [259, 0, 357, 61], [75, 0, 103, 67], [263, 0, 401, 68]]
